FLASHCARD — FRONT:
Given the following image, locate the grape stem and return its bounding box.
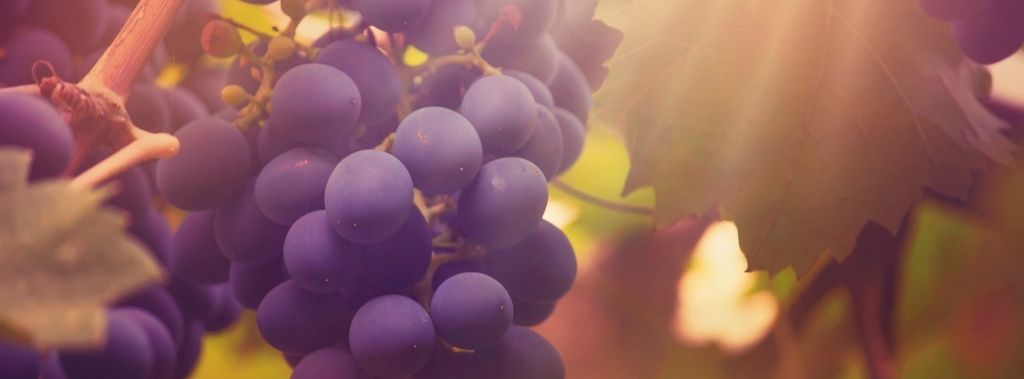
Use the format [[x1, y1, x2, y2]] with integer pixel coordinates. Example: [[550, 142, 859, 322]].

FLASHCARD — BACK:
[[550, 179, 655, 216]]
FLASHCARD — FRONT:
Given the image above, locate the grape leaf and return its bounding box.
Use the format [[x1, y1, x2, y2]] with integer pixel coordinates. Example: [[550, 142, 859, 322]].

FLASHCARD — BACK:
[[0, 149, 162, 349], [598, 0, 1015, 275]]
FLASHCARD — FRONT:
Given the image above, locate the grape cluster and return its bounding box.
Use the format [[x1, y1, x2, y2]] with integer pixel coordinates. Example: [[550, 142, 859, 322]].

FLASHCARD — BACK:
[[0, 0, 623, 378], [918, 0, 1024, 64]]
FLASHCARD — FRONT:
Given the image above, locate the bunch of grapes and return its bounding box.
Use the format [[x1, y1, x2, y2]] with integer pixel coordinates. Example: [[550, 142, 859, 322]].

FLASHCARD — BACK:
[[0, 0, 623, 377], [918, 0, 1024, 64]]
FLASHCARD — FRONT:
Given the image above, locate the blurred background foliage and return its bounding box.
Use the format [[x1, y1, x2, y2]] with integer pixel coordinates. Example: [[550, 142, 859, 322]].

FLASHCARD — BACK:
[[187, 1, 1024, 378]]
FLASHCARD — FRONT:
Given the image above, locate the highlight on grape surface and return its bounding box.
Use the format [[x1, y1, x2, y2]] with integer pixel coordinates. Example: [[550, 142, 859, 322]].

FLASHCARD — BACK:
[[2, 0, 1024, 378]]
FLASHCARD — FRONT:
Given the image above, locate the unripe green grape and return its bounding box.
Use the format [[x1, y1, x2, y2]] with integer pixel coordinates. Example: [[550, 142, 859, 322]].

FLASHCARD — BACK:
[[221, 85, 251, 109], [266, 36, 297, 62], [454, 25, 477, 50], [281, 0, 307, 19]]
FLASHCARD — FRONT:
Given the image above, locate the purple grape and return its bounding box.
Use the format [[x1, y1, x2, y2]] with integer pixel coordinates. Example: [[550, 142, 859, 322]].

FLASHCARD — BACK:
[[511, 105, 563, 179], [0, 342, 40, 379], [107, 166, 154, 220], [118, 285, 186, 346], [269, 63, 362, 144], [325, 150, 414, 244], [0, 92, 73, 179], [415, 64, 481, 110], [459, 75, 537, 155], [392, 107, 482, 194], [291, 348, 369, 379], [457, 157, 548, 249], [952, 0, 1024, 64], [180, 67, 229, 111], [167, 274, 217, 321], [474, 326, 564, 379], [316, 40, 402, 124], [163, 88, 209, 131], [215, 180, 289, 264], [59, 309, 154, 379], [127, 209, 172, 266], [118, 307, 177, 379], [505, 70, 554, 109], [29, 0, 107, 52], [552, 108, 585, 174], [204, 285, 243, 333], [256, 281, 353, 355], [352, 0, 430, 32], [156, 117, 251, 210], [548, 52, 593, 123], [484, 220, 576, 303], [173, 320, 204, 379], [431, 273, 513, 350], [229, 258, 287, 309], [0, 28, 73, 85], [511, 297, 556, 327], [412, 341, 478, 379], [127, 83, 172, 133], [482, 35, 559, 84], [284, 210, 363, 293], [171, 210, 231, 285], [255, 148, 337, 225], [349, 295, 435, 378], [406, 0, 476, 54], [431, 259, 483, 291], [360, 207, 432, 292], [0, 0, 30, 42]]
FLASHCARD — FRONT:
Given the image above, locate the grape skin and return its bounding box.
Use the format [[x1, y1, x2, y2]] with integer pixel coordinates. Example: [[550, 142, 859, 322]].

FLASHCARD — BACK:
[[511, 105, 564, 180], [229, 258, 287, 310], [215, 180, 289, 264], [156, 117, 251, 210], [431, 273, 514, 350], [269, 63, 362, 145], [170, 210, 231, 286], [59, 309, 155, 379], [474, 326, 565, 379], [316, 40, 402, 124], [256, 281, 353, 355], [284, 210, 363, 294], [505, 70, 555, 109], [459, 75, 538, 155], [511, 297, 557, 327], [325, 150, 414, 244], [548, 52, 593, 123], [392, 107, 483, 195], [360, 207, 433, 292], [457, 157, 549, 249], [553, 108, 586, 174], [119, 307, 177, 379], [291, 348, 368, 379], [485, 220, 577, 303], [255, 147, 338, 225], [951, 0, 1024, 65], [0, 92, 73, 179], [349, 295, 436, 378], [0, 342, 40, 379]]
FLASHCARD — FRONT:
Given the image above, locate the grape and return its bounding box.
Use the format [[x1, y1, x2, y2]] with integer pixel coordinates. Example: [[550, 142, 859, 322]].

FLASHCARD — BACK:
[[485, 220, 576, 303], [316, 40, 402, 124], [412, 341, 478, 379], [163, 88, 209, 131], [107, 166, 154, 220], [118, 308, 177, 379], [511, 105, 564, 180], [174, 320, 204, 379], [0, 342, 40, 379], [229, 258, 287, 309], [415, 65, 482, 110], [164, 0, 218, 64], [255, 148, 338, 225], [170, 210, 231, 285], [313, 28, 363, 48], [59, 309, 154, 379], [406, 0, 477, 55], [392, 107, 483, 194], [0, 29, 73, 85], [29, 0, 107, 52], [283, 353, 304, 369], [919, 0, 996, 21], [457, 157, 548, 249], [40, 354, 67, 379], [482, 35, 559, 84], [127, 83, 172, 133], [156, 117, 251, 210], [952, 0, 1024, 64], [118, 286, 186, 346], [215, 180, 289, 264], [127, 209, 172, 266], [459, 75, 538, 155], [351, 0, 431, 32], [291, 348, 368, 379], [0, 92, 73, 179], [204, 285, 243, 333], [549, 53, 593, 123], [349, 295, 435, 378], [360, 207, 432, 292], [180, 67, 229, 111], [325, 150, 414, 244], [100, 3, 132, 46], [505, 70, 555, 109], [511, 297, 556, 327], [168, 274, 217, 321], [431, 273, 513, 350], [478, 0, 557, 41], [553, 108, 585, 174], [284, 210, 363, 293], [474, 326, 564, 379], [228, 40, 308, 94], [257, 280, 353, 355], [431, 259, 483, 291], [269, 63, 362, 145], [0, 0, 30, 42]]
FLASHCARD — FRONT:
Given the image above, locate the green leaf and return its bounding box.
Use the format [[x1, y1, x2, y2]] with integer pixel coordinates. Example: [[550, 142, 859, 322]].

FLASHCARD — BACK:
[[0, 149, 162, 349], [599, 0, 1014, 275]]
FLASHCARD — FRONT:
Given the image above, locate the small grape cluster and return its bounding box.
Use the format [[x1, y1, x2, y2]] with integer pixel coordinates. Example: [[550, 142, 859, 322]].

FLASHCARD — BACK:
[[918, 0, 1024, 64]]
